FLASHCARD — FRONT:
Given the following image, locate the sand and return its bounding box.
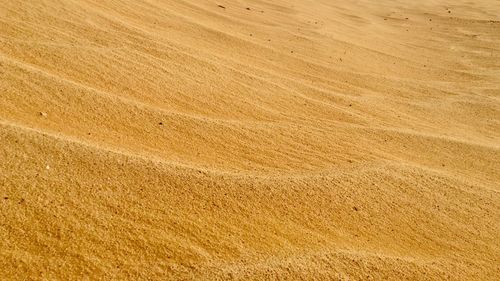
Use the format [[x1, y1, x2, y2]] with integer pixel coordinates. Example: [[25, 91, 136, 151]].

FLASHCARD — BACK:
[[1, 0, 499, 280]]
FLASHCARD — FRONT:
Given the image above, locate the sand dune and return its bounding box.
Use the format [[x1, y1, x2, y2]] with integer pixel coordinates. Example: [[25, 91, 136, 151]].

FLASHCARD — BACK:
[[1, 0, 499, 279]]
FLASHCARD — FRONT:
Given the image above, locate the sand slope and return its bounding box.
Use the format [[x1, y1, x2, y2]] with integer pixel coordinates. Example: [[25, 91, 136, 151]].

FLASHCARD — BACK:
[[1, 0, 499, 279]]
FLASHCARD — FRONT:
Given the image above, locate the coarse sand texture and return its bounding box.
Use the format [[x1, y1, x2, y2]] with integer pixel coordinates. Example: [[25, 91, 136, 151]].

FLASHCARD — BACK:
[[1, 0, 499, 280]]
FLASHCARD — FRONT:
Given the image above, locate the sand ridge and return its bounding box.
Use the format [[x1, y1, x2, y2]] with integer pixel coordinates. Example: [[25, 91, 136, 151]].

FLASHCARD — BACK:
[[1, 0, 499, 280]]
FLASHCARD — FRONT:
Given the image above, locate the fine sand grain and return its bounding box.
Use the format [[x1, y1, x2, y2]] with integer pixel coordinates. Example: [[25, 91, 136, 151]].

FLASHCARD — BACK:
[[1, 0, 499, 280]]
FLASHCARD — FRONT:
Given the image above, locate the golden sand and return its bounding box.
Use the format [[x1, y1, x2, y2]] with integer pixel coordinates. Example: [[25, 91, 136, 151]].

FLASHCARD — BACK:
[[1, 0, 499, 279]]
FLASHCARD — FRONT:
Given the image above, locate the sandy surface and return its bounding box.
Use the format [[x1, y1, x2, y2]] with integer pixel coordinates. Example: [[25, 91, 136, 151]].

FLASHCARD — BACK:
[[1, 0, 499, 280]]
